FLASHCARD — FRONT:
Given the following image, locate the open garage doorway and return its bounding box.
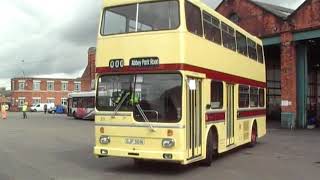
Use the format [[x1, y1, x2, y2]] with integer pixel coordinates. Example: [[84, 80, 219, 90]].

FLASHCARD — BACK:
[[307, 38, 320, 127], [265, 45, 281, 122]]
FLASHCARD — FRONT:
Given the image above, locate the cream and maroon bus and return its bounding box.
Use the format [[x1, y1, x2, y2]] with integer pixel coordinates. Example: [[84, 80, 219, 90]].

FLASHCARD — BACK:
[[94, 0, 266, 166]]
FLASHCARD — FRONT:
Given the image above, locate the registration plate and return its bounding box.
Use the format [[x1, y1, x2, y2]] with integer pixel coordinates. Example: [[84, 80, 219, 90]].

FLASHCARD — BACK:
[[125, 138, 144, 145]]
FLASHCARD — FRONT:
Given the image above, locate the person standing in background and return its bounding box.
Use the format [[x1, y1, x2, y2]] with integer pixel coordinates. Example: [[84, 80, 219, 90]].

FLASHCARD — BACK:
[[44, 104, 47, 114], [1, 103, 7, 120], [22, 103, 28, 119]]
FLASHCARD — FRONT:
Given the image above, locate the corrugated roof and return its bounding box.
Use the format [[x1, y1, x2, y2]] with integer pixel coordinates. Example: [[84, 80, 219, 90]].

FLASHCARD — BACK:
[[250, 1, 295, 19]]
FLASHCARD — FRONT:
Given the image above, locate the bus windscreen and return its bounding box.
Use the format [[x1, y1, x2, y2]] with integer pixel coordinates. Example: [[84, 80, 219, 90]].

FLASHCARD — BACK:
[[97, 73, 182, 123], [101, 0, 179, 36]]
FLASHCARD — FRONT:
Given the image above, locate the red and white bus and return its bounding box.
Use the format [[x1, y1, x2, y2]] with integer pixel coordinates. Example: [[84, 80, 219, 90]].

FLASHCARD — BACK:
[[67, 91, 95, 120]]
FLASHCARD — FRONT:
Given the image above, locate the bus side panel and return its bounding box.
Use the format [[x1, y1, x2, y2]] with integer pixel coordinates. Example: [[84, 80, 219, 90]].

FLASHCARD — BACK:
[[256, 116, 267, 138]]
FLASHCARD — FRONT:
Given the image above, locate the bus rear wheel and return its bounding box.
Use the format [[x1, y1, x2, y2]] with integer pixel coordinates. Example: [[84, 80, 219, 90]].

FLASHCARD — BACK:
[[73, 112, 78, 119], [249, 123, 257, 147]]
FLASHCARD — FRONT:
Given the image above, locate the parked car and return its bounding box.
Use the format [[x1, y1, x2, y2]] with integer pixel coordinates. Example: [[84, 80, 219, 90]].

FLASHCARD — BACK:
[[30, 103, 55, 112], [48, 106, 56, 114], [53, 105, 65, 114]]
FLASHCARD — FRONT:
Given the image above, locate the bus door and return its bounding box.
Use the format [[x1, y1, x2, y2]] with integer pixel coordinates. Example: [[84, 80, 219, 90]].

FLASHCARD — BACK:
[[226, 84, 235, 146], [186, 78, 202, 160]]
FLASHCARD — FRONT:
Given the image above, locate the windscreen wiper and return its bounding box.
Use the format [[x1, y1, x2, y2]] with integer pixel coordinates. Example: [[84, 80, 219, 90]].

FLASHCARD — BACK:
[[112, 92, 130, 117], [135, 104, 156, 132]]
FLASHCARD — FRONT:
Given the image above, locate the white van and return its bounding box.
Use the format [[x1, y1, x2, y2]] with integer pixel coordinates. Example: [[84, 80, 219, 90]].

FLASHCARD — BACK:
[[30, 103, 55, 112]]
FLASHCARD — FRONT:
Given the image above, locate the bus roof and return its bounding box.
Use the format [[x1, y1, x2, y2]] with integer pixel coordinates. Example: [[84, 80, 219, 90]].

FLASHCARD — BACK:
[[68, 91, 95, 98]]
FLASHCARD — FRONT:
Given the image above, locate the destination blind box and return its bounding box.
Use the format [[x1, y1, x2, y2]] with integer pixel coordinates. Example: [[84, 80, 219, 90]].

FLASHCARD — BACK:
[[129, 57, 159, 67]]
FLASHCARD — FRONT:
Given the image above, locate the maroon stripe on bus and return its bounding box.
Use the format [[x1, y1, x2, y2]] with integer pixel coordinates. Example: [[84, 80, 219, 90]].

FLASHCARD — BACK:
[[206, 112, 225, 122], [96, 63, 266, 88], [238, 109, 266, 119]]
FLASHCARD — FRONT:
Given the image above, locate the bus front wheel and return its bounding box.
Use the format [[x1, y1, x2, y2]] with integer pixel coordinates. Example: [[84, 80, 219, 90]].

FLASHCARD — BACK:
[[201, 131, 215, 166]]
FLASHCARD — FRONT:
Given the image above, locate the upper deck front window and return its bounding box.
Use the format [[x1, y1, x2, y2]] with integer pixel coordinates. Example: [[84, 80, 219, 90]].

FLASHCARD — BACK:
[[101, 0, 180, 36]]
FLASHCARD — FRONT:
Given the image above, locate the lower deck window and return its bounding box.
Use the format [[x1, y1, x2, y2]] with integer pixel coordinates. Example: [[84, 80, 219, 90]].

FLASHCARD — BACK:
[[210, 81, 223, 109], [239, 85, 249, 108], [259, 89, 265, 107], [250, 87, 259, 107]]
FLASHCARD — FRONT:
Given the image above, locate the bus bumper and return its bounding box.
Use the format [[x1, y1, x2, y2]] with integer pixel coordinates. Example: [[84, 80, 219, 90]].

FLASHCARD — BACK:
[[94, 146, 185, 163]]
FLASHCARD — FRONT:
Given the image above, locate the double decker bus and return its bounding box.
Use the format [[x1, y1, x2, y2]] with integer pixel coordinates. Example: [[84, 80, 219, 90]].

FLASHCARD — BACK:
[[67, 91, 95, 120], [94, 0, 266, 166]]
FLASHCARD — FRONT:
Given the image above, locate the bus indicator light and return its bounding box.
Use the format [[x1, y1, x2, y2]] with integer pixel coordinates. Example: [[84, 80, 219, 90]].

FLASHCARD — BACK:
[[100, 127, 104, 133], [167, 129, 173, 136]]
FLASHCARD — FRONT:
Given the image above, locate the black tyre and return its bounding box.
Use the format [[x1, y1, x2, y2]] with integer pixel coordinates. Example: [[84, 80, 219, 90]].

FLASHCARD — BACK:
[[249, 123, 257, 148], [201, 131, 214, 166], [73, 112, 78, 119]]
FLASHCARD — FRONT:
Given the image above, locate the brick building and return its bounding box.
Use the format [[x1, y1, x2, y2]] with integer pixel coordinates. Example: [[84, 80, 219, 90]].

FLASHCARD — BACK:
[[10, 47, 96, 111], [217, 0, 320, 128]]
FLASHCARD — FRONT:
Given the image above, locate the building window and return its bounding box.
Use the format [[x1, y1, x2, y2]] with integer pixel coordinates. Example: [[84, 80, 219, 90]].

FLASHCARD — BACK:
[[47, 98, 55, 104], [74, 82, 81, 92], [32, 97, 41, 105], [203, 11, 221, 45], [250, 87, 259, 107], [18, 98, 25, 107], [229, 13, 240, 24], [61, 82, 68, 91], [210, 81, 223, 109], [248, 38, 257, 60], [221, 22, 236, 51], [259, 89, 265, 107], [236, 31, 248, 56], [47, 81, 54, 91], [257, 44, 264, 63], [61, 98, 68, 106], [185, 0, 203, 37], [33, 81, 40, 91], [19, 82, 25, 90], [239, 85, 249, 108]]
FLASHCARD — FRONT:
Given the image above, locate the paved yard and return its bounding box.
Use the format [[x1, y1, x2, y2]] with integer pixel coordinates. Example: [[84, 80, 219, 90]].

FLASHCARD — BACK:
[[0, 112, 319, 180]]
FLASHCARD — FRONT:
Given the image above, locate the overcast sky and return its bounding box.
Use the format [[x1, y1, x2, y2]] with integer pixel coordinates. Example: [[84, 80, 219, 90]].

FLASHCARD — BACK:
[[0, 0, 305, 89]]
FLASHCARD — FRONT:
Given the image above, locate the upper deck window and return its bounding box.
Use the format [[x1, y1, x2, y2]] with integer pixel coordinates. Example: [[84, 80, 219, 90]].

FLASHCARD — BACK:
[[248, 39, 257, 60], [101, 0, 179, 36], [236, 31, 247, 56], [185, 1, 203, 37], [203, 11, 221, 44], [257, 44, 264, 63], [221, 22, 236, 51]]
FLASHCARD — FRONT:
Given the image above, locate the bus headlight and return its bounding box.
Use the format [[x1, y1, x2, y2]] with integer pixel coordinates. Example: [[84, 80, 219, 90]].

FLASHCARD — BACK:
[[100, 136, 111, 144], [162, 138, 175, 148]]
